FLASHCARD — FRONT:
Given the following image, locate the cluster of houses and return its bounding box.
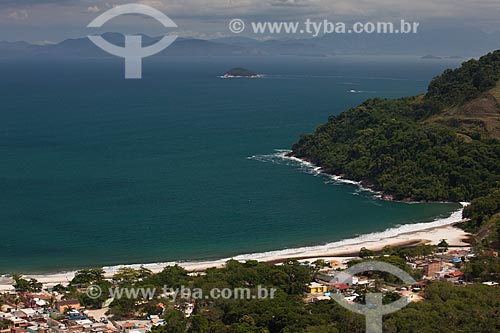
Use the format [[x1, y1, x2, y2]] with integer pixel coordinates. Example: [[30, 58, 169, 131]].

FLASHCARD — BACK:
[[305, 267, 398, 304], [304, 248, 499, 303], [0, 294, 114, 333], [0, 272, 206, 333], [1, 247, 499, 333], [0, 288, 158, 333], [0, 280, 193, 333]]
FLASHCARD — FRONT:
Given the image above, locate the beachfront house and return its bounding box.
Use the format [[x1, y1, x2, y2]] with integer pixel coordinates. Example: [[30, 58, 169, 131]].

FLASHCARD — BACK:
[[307, 282, 328, 294]]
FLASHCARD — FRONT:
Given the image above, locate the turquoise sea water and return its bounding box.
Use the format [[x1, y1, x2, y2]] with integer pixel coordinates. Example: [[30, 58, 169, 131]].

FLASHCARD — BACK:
[[0, 56, 462, 274]]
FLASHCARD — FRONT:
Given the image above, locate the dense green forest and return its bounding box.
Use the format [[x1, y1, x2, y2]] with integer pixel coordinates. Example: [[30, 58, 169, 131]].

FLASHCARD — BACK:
[[291, 50, 500, 244], [426, 51, 500, 109], [40, 257, 500, 333]]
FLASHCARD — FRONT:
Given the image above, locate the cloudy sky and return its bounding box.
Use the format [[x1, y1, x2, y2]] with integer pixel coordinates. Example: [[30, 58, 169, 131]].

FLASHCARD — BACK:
[[1, 0, 500, 42]]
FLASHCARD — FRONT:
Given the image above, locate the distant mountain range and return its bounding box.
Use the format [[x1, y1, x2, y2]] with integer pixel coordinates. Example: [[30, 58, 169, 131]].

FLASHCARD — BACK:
[[1, 27, 500, 58]]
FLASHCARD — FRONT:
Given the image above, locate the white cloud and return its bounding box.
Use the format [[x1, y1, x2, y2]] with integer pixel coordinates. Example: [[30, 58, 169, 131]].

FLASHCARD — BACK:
[[2, 0, 500, 41], [87, 6, 100, 13], [8, 9, 29, 20], [32, 40, 56, 45], [270, 0, 314, 7], [94, 0, 496, 24]]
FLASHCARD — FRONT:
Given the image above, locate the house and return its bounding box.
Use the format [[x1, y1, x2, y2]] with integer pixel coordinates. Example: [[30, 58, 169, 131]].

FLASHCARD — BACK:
[[149, 315, 164, 327], [26, 324, 49, 333], [483, 250, 499, 257], [343, 294, 359, 302], [0, 285, 16, 295], [11, 328, 27, 333], [356, 276, 370, 285], [326, 260, 340, 268], [0, 312, 13, 321], [17, 309, 38, 319], [452, 257, 462, 264], [311, 296, 331, 302], [184, 303, 195, 318], [12, 311, 28, 320], [399, 290, 415, 303], [25, 293, 53, 309], [118, 322, 138, 333], [319, 273, 369, 288], [407, 262, 417, 269], [307, 282, 328, 294], [55, 300, 80, 314], [11, 309, 39, 321], [483, 281, 499, 286], [8, 317, 29, 328], [330, 283, 350, 292], [422, 261, 441, 278], [315, 274, 335, 286], [0, 277, 15, 294], [116, 321, 150, 333], [444, 271, 464, 281], [1, 305, 13, 314], [400, 290, 423, 303], [329, 273, 355, 286], [452, 271, 464, 277], [75, 319, 93, 326], [411, 280, 428, 291], [46, 318, 66, 332]]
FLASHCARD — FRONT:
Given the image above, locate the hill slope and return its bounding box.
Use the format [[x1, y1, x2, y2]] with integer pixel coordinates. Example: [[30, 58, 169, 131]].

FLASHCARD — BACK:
[[426, 83, 500, 139], [291, 50, 500, 242]]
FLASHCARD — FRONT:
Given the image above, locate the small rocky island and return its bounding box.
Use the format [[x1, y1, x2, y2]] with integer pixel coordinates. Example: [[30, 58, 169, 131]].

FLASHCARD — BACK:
[[223, 67, 262, 78]]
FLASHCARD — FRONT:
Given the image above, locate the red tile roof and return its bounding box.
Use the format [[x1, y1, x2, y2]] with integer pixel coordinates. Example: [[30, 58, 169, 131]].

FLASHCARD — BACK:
[[330, 283, 350, 291]]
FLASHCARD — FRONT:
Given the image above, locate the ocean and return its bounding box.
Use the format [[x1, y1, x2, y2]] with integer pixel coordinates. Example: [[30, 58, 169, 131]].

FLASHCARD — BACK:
[[0, 55, 463, 274]]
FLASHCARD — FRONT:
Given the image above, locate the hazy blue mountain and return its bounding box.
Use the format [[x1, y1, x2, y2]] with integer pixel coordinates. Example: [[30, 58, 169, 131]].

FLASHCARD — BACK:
[[214, 27, 500, 57], [211, 36, 263, 46], [0, 33, 255, 58], [0, 40, 30, 49], [0, 27, 499, 58]]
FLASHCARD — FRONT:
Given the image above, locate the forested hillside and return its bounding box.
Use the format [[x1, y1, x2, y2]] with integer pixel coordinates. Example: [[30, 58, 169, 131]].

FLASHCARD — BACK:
[[291, 50, 500, 244]]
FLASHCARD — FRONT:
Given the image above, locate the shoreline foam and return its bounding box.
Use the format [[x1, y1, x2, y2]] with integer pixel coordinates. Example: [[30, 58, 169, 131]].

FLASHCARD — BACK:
[[248, 150, 382, 196], [6, 150, 470, 285], [18, 201, 470, 286]]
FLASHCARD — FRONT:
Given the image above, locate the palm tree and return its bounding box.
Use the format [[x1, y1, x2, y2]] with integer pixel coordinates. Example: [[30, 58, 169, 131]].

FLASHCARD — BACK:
[[64, 306, 75, 314], [47, 297, 56, 310], [13, 297, 22, 310]]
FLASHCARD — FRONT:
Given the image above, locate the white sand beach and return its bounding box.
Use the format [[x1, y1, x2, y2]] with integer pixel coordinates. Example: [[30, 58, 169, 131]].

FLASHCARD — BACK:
[[3, 153, 473, 288], [17, 213, 471, 287]]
